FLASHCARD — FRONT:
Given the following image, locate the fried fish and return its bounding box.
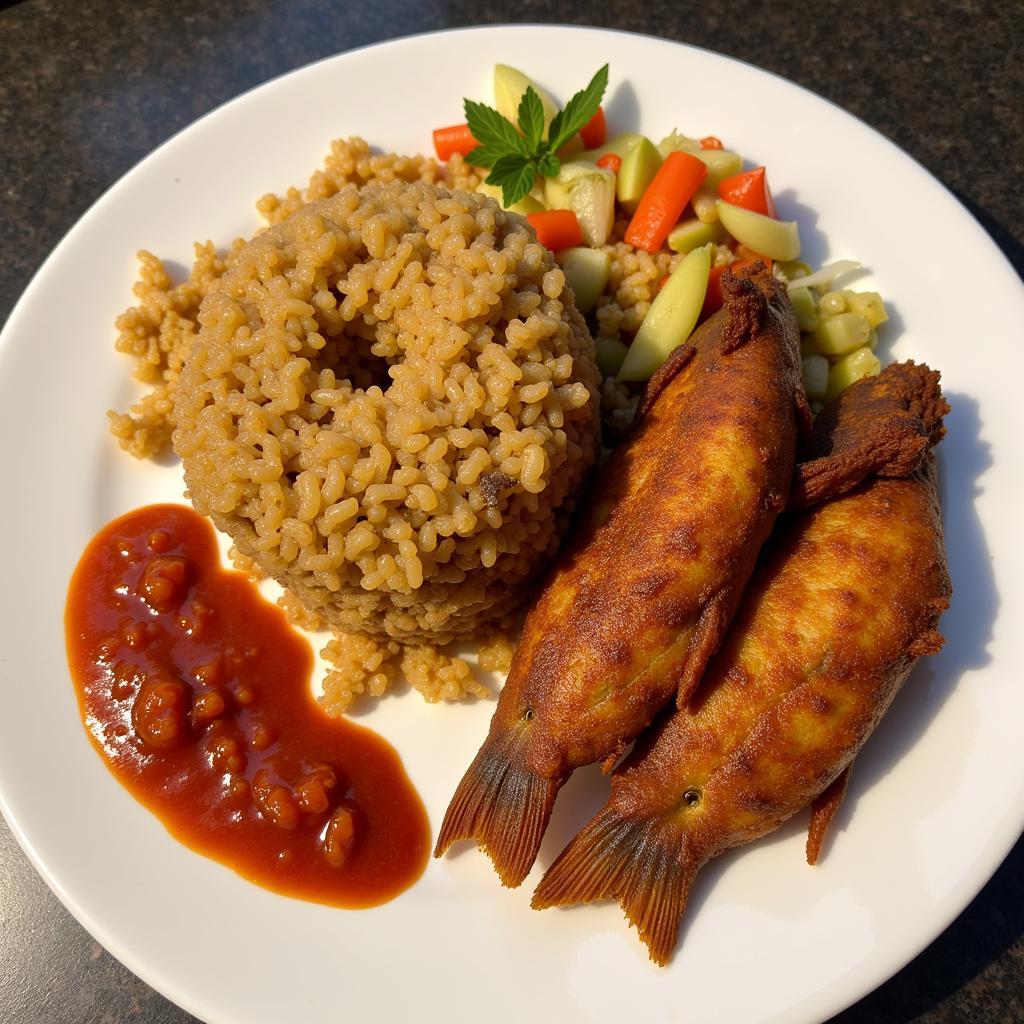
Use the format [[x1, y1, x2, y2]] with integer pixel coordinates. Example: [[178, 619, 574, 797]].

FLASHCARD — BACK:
[[436, 264, 807, 886], [532, 362, 951, 964]]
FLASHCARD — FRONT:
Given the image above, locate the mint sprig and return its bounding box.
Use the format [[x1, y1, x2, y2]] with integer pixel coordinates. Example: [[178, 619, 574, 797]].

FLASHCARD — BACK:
[[464, 64, 609, 208]]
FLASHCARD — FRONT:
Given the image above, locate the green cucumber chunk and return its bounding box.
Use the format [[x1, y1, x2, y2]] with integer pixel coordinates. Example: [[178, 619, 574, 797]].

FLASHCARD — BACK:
[[543, 162, 616, 247], [477, 182, 545, 216], [693, 149, 743, 188], [617, 137, 663, 213], [826, 347, 881, 400], [618, 244, 711, 381], [582, 133, 644, 164], [813, 312, 872, 356], [692, 187, 720, 224], [788, 287, 819, 332], [559, 247, 612, 314], [493, 65, 558, 131], [845, 290, 888, 328], [667, 218, 726, 254], [716, 200, 801, 261], [801, 355, 830, 399]]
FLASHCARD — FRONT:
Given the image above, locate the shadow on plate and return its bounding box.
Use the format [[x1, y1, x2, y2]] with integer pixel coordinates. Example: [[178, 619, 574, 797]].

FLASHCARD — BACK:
[[602, 80, 640, 138], [773, 187, 829, 270], [826, 834, 1024, 1023]]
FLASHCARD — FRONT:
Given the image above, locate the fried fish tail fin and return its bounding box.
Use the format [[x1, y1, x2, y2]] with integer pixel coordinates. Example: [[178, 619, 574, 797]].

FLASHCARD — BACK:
[[806, 765, 852, 865], [434, 730, 560, 888], [532, 807, 700, 966]]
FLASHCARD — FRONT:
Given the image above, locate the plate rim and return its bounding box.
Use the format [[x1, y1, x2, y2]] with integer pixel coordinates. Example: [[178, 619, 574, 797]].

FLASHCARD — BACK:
[[1, 22, 1022, 1024]]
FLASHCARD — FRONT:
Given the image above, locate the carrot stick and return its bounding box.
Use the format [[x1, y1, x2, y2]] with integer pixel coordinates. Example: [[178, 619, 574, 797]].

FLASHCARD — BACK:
[[718, 167, 777, 218], [596, 152, 622, 173], [699, 135, 724, 150], [580, 107, 607, 149], [625, 151, 708, 253], [433, 123, 478, 162], [527, 210, 582, 251]]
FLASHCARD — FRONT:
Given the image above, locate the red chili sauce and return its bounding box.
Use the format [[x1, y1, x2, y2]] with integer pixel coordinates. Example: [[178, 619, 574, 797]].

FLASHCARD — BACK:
[[65, 504, 430, 907]]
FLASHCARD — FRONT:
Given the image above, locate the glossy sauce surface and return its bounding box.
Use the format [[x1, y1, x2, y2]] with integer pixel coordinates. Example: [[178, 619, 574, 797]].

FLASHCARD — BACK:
[[65, 504, 430, 907]]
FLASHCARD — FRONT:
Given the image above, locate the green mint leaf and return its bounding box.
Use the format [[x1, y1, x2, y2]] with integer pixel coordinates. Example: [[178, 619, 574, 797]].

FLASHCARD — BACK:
[[486, 154, 537, 208], [517, 87, 545, 153], [547, 64, 609, 153], [464, 98, 528, 156], [464, 143, 507, 169], [538, 151, 560, 179]]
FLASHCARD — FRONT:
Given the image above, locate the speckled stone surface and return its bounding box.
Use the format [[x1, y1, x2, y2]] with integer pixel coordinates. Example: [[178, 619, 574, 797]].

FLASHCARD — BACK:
[[1, 1, 1021, 1022]]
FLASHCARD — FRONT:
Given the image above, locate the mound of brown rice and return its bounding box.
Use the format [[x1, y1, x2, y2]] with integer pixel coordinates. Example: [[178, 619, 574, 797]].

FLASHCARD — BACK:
[[107, 136, 718, 710], [172, 179, 600, 642]]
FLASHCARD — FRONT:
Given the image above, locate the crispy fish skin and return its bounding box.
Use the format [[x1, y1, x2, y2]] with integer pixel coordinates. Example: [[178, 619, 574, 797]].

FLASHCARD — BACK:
[[436, 265, 806, 886], [533, 364, 951, 965], [790, 359, 947, 507]]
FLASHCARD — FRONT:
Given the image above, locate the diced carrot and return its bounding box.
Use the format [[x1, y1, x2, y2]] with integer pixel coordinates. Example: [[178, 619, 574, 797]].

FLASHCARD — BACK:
[[596, 152, 622, 173], [733, 243, 771, 262], [580, 107, 607, 149], [718, 166, 777, 218], [527, 209, 583, 251], [433, 123, 478, 162], [556, 135, 585, 159], [699, 135, 724, 150], [657, 275, 670, 292], [624, 151, 708, 253], [700, 258, 774, 319]]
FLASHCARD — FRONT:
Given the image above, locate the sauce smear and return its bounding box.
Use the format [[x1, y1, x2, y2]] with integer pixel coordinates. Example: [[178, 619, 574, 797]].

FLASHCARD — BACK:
[[65, 504, 430, 907]]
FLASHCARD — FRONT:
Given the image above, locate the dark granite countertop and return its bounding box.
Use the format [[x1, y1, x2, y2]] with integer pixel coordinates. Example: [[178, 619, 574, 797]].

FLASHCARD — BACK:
[[1, 1, 1021, 1021]]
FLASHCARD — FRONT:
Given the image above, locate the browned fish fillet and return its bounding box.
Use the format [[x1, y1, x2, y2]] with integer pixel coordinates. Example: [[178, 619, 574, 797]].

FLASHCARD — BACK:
[[435, 265, 807, 886], [533, 362, 951, 964], [790, 359, 947, 507]]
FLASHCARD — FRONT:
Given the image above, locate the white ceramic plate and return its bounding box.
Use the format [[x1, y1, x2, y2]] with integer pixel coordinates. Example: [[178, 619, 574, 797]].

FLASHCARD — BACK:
[[1, 25, 1022, 1024]]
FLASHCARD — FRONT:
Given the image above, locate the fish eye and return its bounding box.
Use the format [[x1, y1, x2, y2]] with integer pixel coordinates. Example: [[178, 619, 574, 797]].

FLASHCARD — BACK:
[[682, 788, 701, 808]]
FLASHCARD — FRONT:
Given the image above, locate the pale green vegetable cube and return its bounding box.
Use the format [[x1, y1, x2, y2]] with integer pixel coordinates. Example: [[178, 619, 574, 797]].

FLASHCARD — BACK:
[[692, 149, 743, 188], [667, 218, 726, 254], [617, 137, 662, 213], [788, 287, 819, 332], [813, 312, 871, 356], [544, 162, 616, 247], [477, 182, 544, 216], [778, 259, 813, 281], [658, 132, 743, 187], [657, 130, 699, 158], [819, 291, 848, 316], [866, 328, 879, 351], [692, 188, 720, 224], [716, 200, 801, 261], [618, 245, 711, 381], [559, 247, 612, 314], [494, 65, 558, 131], [826, 347, 881, 400], [801, 355, 830, 399], [583, 132, 644, 164], [595, 336, 629, 378], [845, 291, 888, 328]]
